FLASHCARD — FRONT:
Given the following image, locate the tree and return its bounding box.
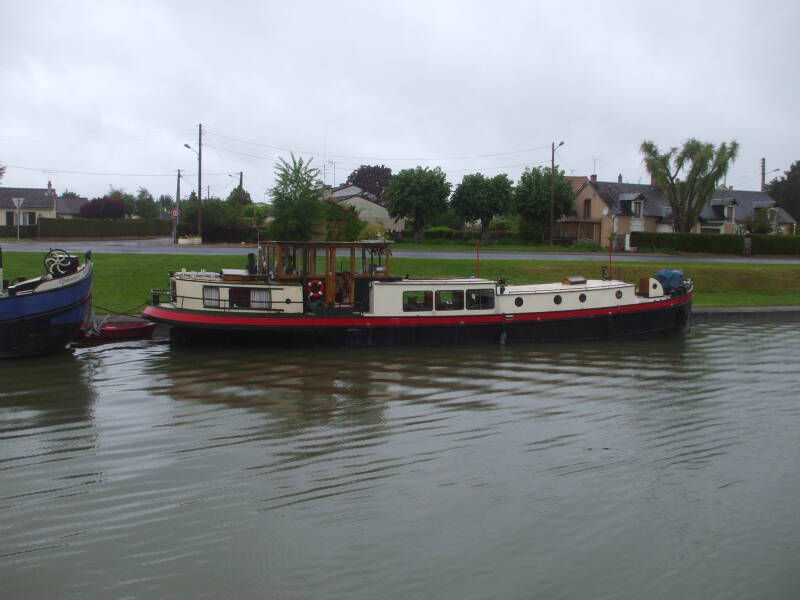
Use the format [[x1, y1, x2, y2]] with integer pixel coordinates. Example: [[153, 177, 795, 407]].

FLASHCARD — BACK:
[[158, 194, 174, 212], [61, 189, 81, 199], [79, 196, 127, 219], [641, 138, 739, 233], [269, 154, 325, 241], [107, 188, 136, 218], [513, 167, 574, 242], [741, 209, 773, 235], [385, 166, 451, 242], [227, 185, 252, 206], [767, 161, 800, 221], [345, 164, 393, 198], [324, 201, 365, 241], [134, 187, 159, 219], [0, 165, 5, 181], [450, 173, 513, 242]]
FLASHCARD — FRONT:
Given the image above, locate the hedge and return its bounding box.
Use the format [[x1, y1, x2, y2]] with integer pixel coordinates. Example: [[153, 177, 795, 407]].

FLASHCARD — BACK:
[[631, 231, 800, 255], [751, 234, 800, 255], [38, 217, 171, 238], [631, 232, 744, 254], [420, 227, 515, 242], [0, 225, 38, 239]]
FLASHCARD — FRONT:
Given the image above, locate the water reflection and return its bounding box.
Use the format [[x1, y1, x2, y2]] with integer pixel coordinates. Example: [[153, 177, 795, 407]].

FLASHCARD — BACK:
[[0, 351, 96, 433], [2, 323, 800, 600]]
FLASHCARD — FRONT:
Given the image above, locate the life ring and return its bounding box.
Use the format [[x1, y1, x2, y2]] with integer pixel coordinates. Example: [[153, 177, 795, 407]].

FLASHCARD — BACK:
[[307, 279, 324, 300]]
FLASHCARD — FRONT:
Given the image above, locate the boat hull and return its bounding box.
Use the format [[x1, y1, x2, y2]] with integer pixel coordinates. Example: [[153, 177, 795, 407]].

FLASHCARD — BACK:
[[0, 266, 93, 358], [144, 293, 692, 347]]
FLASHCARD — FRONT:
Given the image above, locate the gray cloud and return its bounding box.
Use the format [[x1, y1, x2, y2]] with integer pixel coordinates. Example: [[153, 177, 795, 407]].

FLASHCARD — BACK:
[[1, 0, 796, 200]]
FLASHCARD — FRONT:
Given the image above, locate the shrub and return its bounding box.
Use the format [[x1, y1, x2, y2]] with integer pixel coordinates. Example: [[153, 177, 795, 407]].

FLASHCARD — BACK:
[[751, 234, 800, 255], [630, 232, 744, 254]]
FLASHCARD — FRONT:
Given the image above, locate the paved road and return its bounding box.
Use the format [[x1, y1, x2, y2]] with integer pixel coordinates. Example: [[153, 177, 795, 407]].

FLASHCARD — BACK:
[[3, 238, 800, 264]]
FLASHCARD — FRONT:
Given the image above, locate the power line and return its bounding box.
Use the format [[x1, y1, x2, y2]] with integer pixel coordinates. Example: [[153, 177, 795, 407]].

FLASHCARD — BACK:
[[204, 128, 552, 162], [3, 164, 231, 177]]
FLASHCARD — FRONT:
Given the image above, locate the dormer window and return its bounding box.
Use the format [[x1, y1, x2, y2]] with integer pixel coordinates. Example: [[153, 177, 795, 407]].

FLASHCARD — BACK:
[[632, 200, 643, 218], [725, 204, 735, 222]]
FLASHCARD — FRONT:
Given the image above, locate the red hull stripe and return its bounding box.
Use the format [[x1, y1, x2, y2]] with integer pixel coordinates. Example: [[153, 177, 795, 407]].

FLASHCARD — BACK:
[[144, 293, 691, 328]]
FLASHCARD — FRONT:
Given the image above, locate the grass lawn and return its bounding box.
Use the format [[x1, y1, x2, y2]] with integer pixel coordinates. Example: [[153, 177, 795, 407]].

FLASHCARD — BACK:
[[391, 241, 605, 253], [3, 251, 799, 313]]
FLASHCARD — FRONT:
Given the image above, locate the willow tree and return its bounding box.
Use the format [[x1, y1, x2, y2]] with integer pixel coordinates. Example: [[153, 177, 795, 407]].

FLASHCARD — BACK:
[[640, 139, 739, 233]]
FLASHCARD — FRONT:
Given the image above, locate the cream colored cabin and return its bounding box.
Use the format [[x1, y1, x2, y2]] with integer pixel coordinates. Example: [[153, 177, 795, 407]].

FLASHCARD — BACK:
[[169, 270, 305, 314], [366, 276, 665, 318]]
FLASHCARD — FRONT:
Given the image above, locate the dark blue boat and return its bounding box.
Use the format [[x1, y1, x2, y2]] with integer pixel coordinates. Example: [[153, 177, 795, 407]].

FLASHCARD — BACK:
[[1, 248, 93, 358]]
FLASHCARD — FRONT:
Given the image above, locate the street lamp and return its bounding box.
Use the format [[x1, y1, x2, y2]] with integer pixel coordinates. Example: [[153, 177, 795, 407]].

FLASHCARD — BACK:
[[549, 140, 564, 246], [184, 143, 202, 239]]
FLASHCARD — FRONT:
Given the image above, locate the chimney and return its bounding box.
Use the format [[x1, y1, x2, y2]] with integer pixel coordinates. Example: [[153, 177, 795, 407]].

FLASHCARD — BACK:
[[617, 173, 623, 183], [590, 174, 597, 183]]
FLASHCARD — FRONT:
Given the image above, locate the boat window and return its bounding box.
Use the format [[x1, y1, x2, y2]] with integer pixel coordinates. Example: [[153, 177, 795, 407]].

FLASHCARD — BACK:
[[466, 289, 494, 310], [251, 288, 272, 310], [229, 287, 251, 308], [403, 290, 433, 312], [435, 290, 464, 311], [616, 290, 623, 299], [203, 286, 220, 308], [554, 295, 562, 305], [579, 293, 587, 303], [515, 297, 523, 307]]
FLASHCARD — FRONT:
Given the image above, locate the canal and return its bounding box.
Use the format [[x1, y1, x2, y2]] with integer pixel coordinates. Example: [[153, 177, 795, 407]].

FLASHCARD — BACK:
[[2, 321, 799, 599]]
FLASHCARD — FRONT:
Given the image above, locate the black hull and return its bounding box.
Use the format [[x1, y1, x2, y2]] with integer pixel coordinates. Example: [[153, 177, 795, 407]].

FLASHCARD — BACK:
[[165, 301, 692, 348], [0, 299, 91, 358]]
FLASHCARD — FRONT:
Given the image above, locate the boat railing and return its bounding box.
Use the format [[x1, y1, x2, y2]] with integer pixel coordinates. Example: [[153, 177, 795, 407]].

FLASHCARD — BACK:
[[149, 288, 362, 314]]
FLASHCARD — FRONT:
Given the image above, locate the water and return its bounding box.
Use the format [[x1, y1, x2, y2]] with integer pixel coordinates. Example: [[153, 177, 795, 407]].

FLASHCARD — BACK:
[[2, 322, 799, 599]]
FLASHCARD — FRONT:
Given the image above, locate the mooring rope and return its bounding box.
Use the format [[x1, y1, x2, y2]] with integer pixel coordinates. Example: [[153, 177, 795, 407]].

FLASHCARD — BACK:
[[83, 301, 148, 337]]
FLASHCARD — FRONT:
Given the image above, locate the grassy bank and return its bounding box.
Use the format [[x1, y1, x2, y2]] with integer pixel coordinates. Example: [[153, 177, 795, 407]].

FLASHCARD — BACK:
[[3, 251, 799, 313], [391, 241, 604, 252]]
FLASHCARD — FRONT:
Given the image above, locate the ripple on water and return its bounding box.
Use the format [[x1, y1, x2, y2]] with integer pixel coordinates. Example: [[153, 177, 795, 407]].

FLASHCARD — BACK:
[[1, 323, 800, 599]]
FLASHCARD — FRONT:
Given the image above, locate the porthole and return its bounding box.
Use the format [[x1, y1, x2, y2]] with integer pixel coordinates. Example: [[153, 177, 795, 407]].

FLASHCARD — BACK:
[[652, 282, 658, 290], [579, 293, 587, 303], [615, 290, 623, 299], [515, 297, 523, 307], [554, 295, 562, 305]]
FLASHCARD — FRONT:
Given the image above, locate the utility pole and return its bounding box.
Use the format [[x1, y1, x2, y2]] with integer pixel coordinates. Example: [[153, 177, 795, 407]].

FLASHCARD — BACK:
[[174, 169, 181, 243], [760, 157, 766, 192], [239, 171, 243, 188], [197, 123, 202, 239], [549, 141, 564, 246], [328, 160, 339, 187]]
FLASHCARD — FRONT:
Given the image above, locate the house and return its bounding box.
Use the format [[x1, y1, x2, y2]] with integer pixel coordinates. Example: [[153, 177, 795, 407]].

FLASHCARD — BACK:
[[0, 182, 57, 226], [56, 194, 89, 219], [565, 175, 796, 248], [326, 184, 405, 232]]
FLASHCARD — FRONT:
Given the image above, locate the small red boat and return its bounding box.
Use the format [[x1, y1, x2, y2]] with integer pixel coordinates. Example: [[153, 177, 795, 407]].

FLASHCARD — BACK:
[[78, 320, 156, 342]]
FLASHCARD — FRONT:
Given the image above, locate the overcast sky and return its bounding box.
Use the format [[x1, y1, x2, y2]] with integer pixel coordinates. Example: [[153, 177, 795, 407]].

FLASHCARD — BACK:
[[1, 0, 797, 202]]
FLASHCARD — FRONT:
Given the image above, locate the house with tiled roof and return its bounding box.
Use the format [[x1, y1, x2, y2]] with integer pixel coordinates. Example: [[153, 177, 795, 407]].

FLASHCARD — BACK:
[[0, 182, 57, 226], [326, 184, 405, 232], [565, 175, 796, 248]]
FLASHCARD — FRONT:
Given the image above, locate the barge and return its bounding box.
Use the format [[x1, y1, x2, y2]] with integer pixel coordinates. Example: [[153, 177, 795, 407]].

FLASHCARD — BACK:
[[144, 240, 692, 346]]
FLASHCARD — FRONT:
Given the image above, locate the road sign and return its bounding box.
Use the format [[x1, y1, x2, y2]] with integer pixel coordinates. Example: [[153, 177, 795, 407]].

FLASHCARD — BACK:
[[171, 209, 178, 220]]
